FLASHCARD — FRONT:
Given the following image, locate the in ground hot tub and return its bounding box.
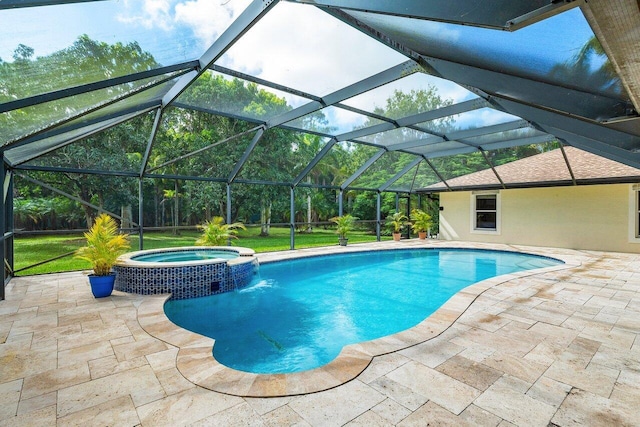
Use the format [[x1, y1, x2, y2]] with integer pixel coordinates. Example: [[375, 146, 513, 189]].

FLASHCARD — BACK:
[[114, 246, 257, 299]]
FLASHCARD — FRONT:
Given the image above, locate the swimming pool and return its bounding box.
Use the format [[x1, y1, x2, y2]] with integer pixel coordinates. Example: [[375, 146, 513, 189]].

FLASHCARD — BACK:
[[164, 248, 562, 374]]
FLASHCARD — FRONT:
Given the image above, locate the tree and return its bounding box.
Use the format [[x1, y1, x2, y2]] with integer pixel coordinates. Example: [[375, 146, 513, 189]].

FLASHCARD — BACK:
[[161, 72, 305, 235], [349, 87, 455, 219], [195, 216, 246, 246], [27, 113, 153, 227], [1, 35, 159, 143], [3, 35, 161, 227], [549, 35, 620, 95]]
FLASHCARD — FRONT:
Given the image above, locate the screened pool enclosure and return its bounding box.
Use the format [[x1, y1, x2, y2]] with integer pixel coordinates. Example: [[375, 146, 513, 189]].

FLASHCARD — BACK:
[[2, 0, 640, 296]]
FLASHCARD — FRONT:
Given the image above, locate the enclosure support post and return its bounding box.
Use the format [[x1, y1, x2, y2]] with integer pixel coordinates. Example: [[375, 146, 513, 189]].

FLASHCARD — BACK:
[[0, 159, 13, 298], [376, 191, 381, 242], [138, 178, 144, 250], [290, 187, 295, 250], [226, 184, 232, 246], [6, 168, 12, 292], [405, 194, 411, 239], [338, 190, 343, 216]]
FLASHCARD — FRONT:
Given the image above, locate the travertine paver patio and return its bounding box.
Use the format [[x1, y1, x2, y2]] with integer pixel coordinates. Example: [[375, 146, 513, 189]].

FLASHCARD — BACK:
[[1, 240, 639, 426]]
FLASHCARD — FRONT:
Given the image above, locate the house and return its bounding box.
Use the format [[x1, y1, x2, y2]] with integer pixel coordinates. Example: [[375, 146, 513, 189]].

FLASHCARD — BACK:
[[425, 147, 640, 253]]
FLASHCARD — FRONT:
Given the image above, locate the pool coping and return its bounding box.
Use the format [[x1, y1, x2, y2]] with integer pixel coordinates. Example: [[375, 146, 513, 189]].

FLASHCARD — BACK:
[[115, 246, 256, 268], [136, 243, 580, 397]]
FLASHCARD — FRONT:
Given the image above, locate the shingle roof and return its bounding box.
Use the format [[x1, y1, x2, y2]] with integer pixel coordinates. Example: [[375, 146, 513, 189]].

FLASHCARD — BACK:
[[425, 146, 640, 191]]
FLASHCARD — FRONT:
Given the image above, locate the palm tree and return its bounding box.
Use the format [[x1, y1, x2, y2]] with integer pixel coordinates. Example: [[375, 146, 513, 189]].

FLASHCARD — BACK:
[[195, 216, 246, 246], [549, 35, 620, 94]]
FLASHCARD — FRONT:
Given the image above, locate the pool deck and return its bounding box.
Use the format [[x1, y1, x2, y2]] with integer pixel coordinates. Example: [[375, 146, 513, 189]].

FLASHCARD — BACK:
[[1, 240, 639, 426]]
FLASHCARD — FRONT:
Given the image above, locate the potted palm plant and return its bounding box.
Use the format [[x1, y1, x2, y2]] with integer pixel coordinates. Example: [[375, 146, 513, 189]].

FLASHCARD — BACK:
[[74, 213, 130, 298], [329, 214, 357, 246], [410, 209, 433, 240], [196, 216, 246, 246], [386, 211, 409, 241]]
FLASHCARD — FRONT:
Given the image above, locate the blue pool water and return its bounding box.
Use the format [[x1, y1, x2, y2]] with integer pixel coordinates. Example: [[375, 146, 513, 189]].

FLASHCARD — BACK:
[[132, 249, 239, 262], [164, 248, 561, 374]]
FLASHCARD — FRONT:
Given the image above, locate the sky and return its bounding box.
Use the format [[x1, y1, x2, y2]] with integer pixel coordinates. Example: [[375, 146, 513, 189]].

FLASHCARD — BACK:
[[0, 1, 596, 136]]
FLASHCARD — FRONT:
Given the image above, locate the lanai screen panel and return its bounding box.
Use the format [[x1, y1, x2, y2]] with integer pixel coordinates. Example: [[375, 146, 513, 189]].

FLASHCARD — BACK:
[[354, 128, 436, 149], [293, 187, 340, 225], [175, 70, 311, 123], [486, 142, 572, 185], [24, 111, 156, 173], [236, 129, 329, 182], [416, 108, 523, 137], [340, 72, 479, 120], [566, 146, 640, 180], [423, 141, 571, 191], [182, 180, 228, 220], [348, 7, 633, 121], [297, 0, 559, 30], [302, 141, 378, 189], [215, 1, 408, 98], [232, 182, 291, 223], [348, 151, 418, 190], [462, 128, 547, 150], [2, 77, 178, 166], [429, 152, 501, 191], [4, 109, 149, 167], [147, 108, 260, 180], [411, 141, 476, 159], [285, 106, 386, 137], [0, 0, 249, 103], [0, 72, 179, 145], [389, 161, 441, 193]]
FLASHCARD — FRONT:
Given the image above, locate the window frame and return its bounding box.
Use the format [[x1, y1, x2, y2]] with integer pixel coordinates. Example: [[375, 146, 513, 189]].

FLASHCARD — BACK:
[[470, 191, 501, 235], [628, 184, 640, 243]]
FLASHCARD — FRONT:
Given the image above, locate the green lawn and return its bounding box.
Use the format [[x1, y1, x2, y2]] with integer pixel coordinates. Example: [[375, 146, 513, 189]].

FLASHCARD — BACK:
[[14, 226, 387, 275]]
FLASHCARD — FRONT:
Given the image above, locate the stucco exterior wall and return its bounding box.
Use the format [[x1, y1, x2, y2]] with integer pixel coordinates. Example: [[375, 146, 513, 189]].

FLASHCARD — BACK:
[[438, 183, 640, 253]]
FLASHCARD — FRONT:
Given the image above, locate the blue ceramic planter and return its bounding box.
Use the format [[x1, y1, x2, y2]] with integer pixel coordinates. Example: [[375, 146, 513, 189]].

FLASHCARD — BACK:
[[88, 273, 115, 298]]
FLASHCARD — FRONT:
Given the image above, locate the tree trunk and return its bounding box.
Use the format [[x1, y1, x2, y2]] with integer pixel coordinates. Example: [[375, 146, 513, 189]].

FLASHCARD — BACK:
[[266, 201, 272, 235], [82, 205, 93, 229], [80, 185, 93, 228], [307, 194, 312, 232], [173, 180, 179, 236], [121, 205, 132, 230], [260, 200, 272, 236], [154, 185, 159, 227]]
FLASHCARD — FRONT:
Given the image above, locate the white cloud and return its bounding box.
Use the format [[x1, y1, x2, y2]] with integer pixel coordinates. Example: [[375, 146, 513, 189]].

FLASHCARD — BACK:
[[174, 0, 251, 49], [215, 2, 407, 99], [116, 0, 250, 42], [140, 1, 486, 131], [118, 0, 174, 31], [475, 108, 519, 127], [451, 108, 519, 131], [329, 107, 368, 134]]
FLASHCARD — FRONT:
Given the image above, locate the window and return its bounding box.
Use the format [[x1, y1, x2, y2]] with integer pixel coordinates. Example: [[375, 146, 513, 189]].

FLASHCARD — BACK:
[[471, 191, 500, 234], [475, 195, 497, 229], [628, 185, 640, 243], [637, 191, 640, 238]]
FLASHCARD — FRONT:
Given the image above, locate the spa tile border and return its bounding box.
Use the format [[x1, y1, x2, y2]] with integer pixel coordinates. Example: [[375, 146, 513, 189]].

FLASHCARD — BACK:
[[115, 246, 257, 299], [136, 243, 579, 397]]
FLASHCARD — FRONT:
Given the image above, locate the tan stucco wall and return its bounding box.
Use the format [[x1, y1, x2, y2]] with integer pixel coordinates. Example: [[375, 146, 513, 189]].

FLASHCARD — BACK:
[[438, 183, 640, 253]]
